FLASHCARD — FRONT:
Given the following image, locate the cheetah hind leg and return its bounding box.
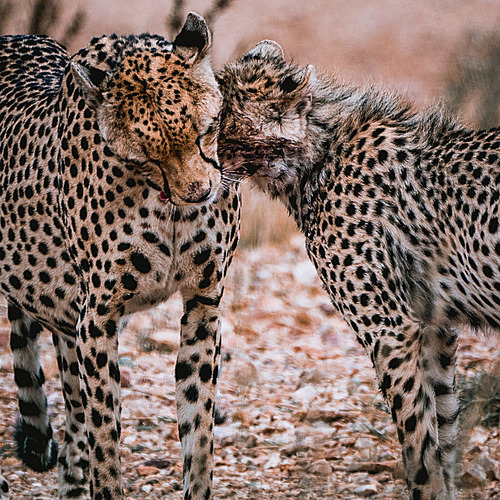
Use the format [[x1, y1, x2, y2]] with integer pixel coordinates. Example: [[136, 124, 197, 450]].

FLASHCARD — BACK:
[[425, 327, 459, 497], [9, 305, 58, 472]]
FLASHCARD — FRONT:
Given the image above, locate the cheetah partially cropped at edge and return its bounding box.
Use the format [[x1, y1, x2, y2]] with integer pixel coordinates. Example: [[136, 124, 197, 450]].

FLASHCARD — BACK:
[[218, 40, 500, 499], [0, 13, 240, 500]]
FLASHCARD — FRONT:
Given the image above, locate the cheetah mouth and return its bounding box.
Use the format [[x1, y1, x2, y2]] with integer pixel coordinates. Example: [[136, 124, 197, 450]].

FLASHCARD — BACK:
[[218, 136, 304, 179]]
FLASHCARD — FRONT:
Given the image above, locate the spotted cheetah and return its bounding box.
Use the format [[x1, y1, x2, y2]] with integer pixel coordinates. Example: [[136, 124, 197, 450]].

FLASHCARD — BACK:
[[0, 13, 240, 500], [218, 40, 500, 500]]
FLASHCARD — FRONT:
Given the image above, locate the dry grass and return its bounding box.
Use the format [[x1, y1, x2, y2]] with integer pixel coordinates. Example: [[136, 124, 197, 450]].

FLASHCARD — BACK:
[[443, 26, 500, 129], [239, 185, 298, 248]]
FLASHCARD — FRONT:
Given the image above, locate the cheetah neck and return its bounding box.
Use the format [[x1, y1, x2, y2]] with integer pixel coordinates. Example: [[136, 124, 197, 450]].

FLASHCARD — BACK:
[[271, 77, 465, 235]]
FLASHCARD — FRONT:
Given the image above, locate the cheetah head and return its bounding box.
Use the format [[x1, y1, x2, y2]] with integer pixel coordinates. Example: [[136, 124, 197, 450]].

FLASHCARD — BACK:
[[70, 13, 222, 206], [217, 41, 315, 195]]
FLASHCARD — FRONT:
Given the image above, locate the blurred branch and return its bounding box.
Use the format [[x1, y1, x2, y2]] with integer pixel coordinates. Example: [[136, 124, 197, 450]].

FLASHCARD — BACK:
[[166, 0, 185, 39], [0, 0, 85, 46], [60, 8, 86, 47], [0, 0, 14, 34], [166, 0, 237, 39], [28, 0, 59, 35], [204, 0, 236, 26]]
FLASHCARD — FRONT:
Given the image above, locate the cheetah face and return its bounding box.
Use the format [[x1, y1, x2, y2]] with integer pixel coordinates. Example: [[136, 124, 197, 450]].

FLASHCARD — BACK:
[[218, 41, 314, 193], [71, 13, 222, 206]]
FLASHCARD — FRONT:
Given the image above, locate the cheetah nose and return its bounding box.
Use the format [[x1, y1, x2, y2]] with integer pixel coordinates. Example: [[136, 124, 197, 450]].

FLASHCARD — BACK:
[[185, 181, 212, 203]]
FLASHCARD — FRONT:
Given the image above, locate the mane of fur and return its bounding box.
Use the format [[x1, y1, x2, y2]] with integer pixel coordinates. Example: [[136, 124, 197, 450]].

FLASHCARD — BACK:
[[306, 68, 466, 149]]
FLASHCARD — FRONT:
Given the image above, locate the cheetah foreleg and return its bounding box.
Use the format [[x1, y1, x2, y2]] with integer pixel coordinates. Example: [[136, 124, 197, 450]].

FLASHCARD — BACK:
[[176, 290, 222, 500], [76, 303, 123, 499]]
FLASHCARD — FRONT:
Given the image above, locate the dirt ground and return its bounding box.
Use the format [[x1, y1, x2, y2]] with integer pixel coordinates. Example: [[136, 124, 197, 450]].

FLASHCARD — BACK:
[[1, 236, 499, 499]]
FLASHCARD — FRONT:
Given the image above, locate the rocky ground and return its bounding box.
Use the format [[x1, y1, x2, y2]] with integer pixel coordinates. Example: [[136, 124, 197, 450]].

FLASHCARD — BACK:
[[1, 236, 499, 499]]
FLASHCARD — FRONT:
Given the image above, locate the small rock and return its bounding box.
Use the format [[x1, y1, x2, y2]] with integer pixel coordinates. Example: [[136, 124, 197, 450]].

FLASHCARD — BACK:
[[319, 302, 336, 316], [353, 481, 379, 497], [281, 442, 311, 457], [118, 356, 135, 368], [243, 433, 258, 448], [120, 368, 132, 388], [230, 358, 259, 387], [355, 437, 376, 450], [140, 484, 153, 493], [214, 424, 239, 440], [347, 376, 362, 395], [297, 368, 327, 387], [292, 385, 317, 404], [305, 407, 351, 423], [147, 328, 179, 353], [137, 465, 159, 476], [264, 452, 281, 469], [143, 458, 172, 469], [475, 453, 500, 480], [294, 310, 313, 327], [292, 260, 318, 285], [123, 433, 137, 446], [468, 426, 489, 446], [461, 462, 487, 488], [308, 459, 332, 475]]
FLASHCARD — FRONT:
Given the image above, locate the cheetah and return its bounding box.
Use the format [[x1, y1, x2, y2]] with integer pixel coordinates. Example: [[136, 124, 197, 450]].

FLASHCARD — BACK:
[[217, 40, 500, 500], [0, 13, 240, 500]]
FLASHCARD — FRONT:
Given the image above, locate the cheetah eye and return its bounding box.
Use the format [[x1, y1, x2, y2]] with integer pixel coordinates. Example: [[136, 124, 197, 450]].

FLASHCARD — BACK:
[[201, 117, 220, 138], [204, 122, 217, 135], [88, 66, 108, 87]]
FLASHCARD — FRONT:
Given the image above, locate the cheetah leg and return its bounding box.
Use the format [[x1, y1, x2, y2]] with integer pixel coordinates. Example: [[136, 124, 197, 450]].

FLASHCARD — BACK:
[[9, 304, 58, 472], [372, 320, 454, 500], [52, 331, 89, 499], [0, 470, 8, 499], [425, 327, 459, 496], [176, 290, 222, 500], [76, 302, 123, 499]]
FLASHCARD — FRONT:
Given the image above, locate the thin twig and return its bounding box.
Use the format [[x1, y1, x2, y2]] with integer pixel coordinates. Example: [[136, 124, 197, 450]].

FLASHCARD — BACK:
[[166, 0, 185, 39], [0, 0, 14, 34], [60, 8, 86, 47], [28, 0, 59, 35], [204, 0, 236, 26]]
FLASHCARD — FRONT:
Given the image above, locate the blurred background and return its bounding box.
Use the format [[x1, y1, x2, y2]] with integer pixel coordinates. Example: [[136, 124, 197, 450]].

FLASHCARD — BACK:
[[1, 2, 500, 498], [1, 0, 499, 246]]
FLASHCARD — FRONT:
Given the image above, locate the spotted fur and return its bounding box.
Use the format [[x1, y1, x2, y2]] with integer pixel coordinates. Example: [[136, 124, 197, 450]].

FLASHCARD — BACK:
[[0, 13, 240, 500], [218, 40, 500, 500]]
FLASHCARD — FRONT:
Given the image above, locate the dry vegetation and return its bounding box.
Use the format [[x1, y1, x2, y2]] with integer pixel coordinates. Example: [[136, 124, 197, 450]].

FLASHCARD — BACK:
[[443, 25, 500, 130]]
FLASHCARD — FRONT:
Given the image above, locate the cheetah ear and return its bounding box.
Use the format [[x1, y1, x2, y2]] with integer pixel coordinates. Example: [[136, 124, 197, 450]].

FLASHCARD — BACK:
[[245, 40, 284, 60], [71, 62, 109, 107], [280, 65, 314, 95], [173, 12, 211, 64]]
